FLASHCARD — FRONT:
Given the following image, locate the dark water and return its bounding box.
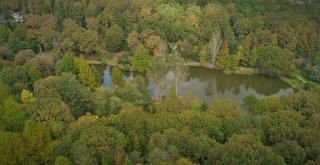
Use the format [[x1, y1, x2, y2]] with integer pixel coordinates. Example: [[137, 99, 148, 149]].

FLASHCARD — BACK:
[[95, 65, 293, 106]]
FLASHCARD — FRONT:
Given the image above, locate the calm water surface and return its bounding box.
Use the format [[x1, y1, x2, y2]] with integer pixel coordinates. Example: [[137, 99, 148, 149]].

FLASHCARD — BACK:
[[95, 65, 293, 106]]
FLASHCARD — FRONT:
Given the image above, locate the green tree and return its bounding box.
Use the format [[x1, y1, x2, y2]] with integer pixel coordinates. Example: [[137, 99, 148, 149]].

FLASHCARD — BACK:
[[238, 37, 255, 67], [273, 141, 306, 165], [209, 134, 285, 165], [0, 97, 26, 131], [256, 45, 296, 77], [86, 17, 100, 32], [76, 125, 127, 164], [30, 54, 55, 77], [27, 98, 74, 138], [0, 45, 12, 60], [20, 121, 56, 164], [15, 49, 35, 65], [147, 57, 169, 100], [75, 57, 99, 90], [24, 61, 42, 84], [105, 24, 124, 53], [54, 156, 72, 165], [111, 67, 124, 86], [309, 65, 320, 83], [133, 44, 150, 72], [70, 144, 97, 165], [0, 25, 10, 43], [34, 73, 95, 119], [20, 89, 36, 104], [225, 55, 239, 71], [127, 31, 141, 50], [0, 65, 33, 93], [79, 30, 99, 55], [242, 95, 260, 114], [55, 52, 77, 76], [0, 131, 23, 165], [7, 31, 39, 54], [208, 99, 240, 120], [216, 42, 230, 70], [168, 53, 189, 97]]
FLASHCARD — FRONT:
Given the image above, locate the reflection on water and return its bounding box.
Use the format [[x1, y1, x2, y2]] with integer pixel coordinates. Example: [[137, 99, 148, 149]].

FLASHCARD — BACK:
[[95, 65, 293, 106]]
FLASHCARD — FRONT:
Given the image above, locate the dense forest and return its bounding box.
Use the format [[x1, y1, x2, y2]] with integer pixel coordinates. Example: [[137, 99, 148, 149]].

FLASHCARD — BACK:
[[0, 0, 320, 164]]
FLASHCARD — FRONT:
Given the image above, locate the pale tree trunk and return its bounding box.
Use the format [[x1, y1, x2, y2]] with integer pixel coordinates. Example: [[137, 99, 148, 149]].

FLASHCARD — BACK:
[[175, 78, 178, 97], [39, 43, 43, 54], [209, 30, 223, 64]]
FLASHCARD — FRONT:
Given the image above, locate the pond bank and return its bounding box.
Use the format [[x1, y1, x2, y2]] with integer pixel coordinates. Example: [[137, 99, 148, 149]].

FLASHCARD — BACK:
[[95, 64, 293, 110], [87, 59, 258, 75], [86, 58, 309, 90]]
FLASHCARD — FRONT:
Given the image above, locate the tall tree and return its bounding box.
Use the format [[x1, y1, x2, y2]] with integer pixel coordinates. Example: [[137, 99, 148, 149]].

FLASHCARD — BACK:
[[215, 42, 230, 70], [105, 25, 124, 53], [55, 52, 77, 76], [147, 57, 169, 100], [168, 53, 189, 97], [256, 45, 296, 77], [111, 67, 124, 86], [133, 44, 150, 72]]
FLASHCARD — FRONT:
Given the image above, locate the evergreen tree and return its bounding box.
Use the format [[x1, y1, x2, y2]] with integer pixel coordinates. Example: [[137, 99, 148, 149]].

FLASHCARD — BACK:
[[111, 67, 124, 86], [75, 57, 99, 90], [133, 44, 150, 72], [55, 52, 77, 76], [216, 42, 230, 70]]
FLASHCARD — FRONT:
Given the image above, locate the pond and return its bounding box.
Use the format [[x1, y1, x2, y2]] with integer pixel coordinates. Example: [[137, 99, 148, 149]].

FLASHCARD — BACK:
[[95, 65, 293, 107]]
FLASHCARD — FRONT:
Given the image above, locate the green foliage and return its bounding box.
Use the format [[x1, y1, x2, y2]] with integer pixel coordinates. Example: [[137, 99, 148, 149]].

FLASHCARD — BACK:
[[15, 49, 35, 65], [208, 99, 240, 120], [0, 131, 23, 165], [27, 98, 74, 138], [133, 44, 150, 72], [0, 65, 33, 93], [225, 55, 239, 71], [147, 57, 169, 100], [75, 57, 99, 90], [96, 75, 151, 117], [54, 156, 72, 165], [7, 31, 39, 54], [23, 61, 42, 84], [257, 45, 296, 77], [215, 42, 229, 70], [111, 67, 124, 86], [210, 134, 285, 165], [20, 89, 36, 104], [0, 1, 319, 164], [55, 52, 77, 76], [309, 65, 320, 83], [273, 141, 306, 165], [0, 97, 26, 131], [20, 121, 56, 164], [0, 25, 10, 43], [75, 125, 127, 164], [238, 37, 256, 67], [34, 73, 96, 119], [105, 24, 124, 53], [242, 95, 259, 113]]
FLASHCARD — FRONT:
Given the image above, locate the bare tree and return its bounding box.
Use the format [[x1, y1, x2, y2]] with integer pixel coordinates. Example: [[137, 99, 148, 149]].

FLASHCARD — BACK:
[[168, 53, 190, 97], [208, 30, 223, 64], [147, 57, 169, 100]]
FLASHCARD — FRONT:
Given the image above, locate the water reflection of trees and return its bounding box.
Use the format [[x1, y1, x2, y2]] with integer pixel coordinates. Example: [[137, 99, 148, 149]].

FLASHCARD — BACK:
[[188, 66, 291, 96], [96, 65, 291, 97]]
